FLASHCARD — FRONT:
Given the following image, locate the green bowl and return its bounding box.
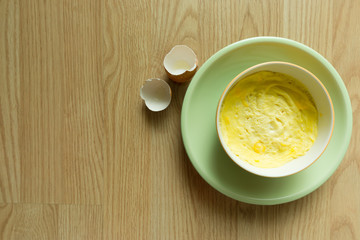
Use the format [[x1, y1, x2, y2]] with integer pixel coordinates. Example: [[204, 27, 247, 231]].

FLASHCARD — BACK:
[[181, 37, 352, 205]]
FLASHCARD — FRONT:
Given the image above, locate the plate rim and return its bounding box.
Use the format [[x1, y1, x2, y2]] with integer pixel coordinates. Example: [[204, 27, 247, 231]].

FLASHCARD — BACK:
[[181, 36, 353, 205]]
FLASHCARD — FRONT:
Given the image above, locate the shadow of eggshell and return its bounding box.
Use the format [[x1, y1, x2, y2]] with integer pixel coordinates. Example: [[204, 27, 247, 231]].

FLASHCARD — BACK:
[[164, 45, 198, 83], [140, 78, 172, 112]]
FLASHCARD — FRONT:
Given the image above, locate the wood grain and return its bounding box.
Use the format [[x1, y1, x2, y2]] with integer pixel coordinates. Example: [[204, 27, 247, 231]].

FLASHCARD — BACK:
[[0, 0, 359, 239], [17, 0, 103, 204], [0, 0, 20, 204], [0, 203, 102, 239]]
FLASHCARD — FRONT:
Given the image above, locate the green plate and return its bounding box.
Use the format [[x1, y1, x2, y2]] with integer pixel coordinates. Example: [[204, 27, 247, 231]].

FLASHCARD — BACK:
[[181, 37, 352, 205]]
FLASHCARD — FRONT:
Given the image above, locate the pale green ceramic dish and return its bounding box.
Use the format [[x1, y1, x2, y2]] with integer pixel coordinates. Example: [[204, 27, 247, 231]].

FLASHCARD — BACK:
[[181, 37, 352, 205]]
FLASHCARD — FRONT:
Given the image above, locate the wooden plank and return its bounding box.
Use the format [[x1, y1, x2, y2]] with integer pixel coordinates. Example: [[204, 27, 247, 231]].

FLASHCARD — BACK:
[[17, 0, 103, 204], [0, 0, 20, 203], [0, 203, 102, 240]]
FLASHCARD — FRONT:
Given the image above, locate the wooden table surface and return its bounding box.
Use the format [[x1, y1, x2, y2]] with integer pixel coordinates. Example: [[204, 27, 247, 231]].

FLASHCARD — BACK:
[[1, 0, 359, 239]]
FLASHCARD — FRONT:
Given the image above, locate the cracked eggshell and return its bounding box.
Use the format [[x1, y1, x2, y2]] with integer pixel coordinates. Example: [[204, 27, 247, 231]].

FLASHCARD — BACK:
[[163, 45, 198, 83], [140, 78, 172, 112]]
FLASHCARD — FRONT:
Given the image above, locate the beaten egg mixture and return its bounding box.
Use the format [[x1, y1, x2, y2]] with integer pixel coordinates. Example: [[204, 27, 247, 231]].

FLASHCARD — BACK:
[[219, 71, 318, 168]]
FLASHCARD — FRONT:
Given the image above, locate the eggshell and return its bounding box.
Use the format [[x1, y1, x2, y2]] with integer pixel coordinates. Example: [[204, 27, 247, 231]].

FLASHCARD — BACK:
[[140, 78, 172, 112], [164, 45, 198, 83]]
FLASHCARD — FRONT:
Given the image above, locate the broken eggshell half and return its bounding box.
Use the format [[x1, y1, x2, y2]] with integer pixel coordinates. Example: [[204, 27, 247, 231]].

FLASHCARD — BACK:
[[163, 45, 198, 83], [140, 78, 172, 112]]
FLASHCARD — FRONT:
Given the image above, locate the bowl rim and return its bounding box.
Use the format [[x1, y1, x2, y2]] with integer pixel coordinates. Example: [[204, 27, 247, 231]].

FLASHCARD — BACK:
[[215, 61, 335, 178]]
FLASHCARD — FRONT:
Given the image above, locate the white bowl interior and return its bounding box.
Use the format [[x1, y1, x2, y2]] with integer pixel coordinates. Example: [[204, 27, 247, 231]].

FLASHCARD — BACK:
[[216, 62, 334, 177]]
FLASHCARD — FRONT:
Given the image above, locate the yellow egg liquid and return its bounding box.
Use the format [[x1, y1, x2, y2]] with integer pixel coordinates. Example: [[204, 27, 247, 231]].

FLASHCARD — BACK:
[[219, 71, 318, 168]]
